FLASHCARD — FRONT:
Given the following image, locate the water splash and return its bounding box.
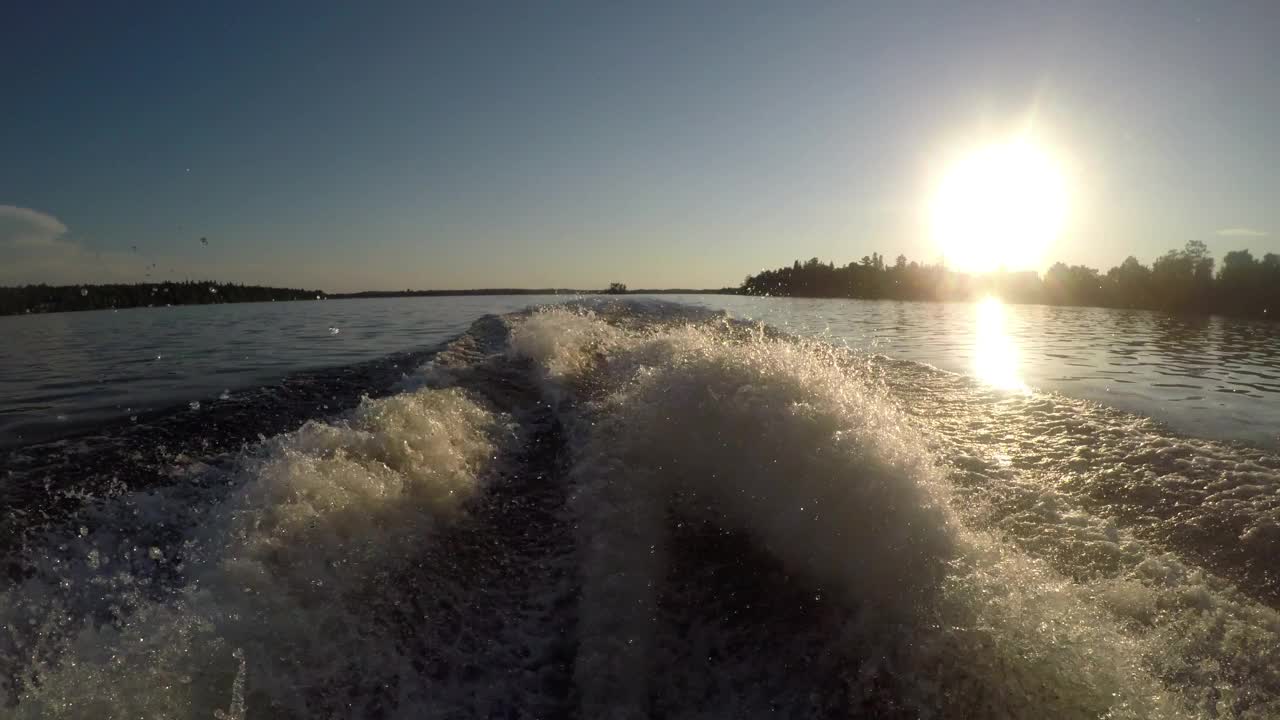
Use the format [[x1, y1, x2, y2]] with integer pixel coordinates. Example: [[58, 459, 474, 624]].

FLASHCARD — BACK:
[[5, 381, 513, 717], [211, 649, 244, 720], [4, 302, 1277, 718]]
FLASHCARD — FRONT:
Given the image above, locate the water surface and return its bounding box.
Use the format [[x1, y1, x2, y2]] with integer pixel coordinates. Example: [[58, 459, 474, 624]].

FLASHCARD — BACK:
[[2, 294, 1278, 447], [3, 300, 1279, 718], [0, 296, 568, 446], [683, 295, 1280, 446]]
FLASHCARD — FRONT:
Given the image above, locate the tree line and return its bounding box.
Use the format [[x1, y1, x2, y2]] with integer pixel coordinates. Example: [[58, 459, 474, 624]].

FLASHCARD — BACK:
[[0, 282, 747, 316], [0, 281, 325, 316], [740, 241, 1279, 319]]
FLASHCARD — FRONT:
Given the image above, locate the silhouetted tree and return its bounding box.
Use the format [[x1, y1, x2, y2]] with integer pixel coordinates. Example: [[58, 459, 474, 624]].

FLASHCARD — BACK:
[[740, 241, 1279, 320], [0, 281, 324, 316]]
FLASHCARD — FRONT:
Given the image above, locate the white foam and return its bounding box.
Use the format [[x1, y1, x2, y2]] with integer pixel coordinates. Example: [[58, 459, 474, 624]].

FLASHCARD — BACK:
[[7, 302, 1278, 718], [6, 384, 512, 718], [509, 305, 1198, 718]]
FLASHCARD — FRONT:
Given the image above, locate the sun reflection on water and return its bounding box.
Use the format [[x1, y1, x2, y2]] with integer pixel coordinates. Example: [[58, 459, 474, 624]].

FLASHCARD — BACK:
[[973, 297, 1027, 391]]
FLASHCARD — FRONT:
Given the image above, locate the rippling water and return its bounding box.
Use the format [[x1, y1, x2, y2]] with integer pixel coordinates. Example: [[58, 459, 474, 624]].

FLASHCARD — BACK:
[[0, 296, 569, 447], [4, 295, 1277, 447], [2, 299, 1278, 718], [682, 295, 1280, 447]]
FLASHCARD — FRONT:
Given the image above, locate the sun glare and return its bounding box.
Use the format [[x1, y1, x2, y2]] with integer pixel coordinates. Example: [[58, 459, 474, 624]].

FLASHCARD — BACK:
[[931, 138, 1068, 273], [973, 296, 1027, 391]]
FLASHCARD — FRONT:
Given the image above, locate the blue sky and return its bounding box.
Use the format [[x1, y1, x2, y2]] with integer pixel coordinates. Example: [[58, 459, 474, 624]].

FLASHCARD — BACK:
[[2, 1, 1277, 291]]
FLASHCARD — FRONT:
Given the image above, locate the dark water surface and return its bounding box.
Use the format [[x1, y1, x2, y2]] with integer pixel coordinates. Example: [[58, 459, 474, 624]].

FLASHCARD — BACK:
[[2, 300, 1279, 718], [0, 296, 569, 447], [4, 294, 1277, 448]]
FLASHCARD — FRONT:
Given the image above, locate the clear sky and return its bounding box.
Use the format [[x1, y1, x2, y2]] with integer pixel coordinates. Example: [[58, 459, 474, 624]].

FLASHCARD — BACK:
[[2, 1, 1277, 291]]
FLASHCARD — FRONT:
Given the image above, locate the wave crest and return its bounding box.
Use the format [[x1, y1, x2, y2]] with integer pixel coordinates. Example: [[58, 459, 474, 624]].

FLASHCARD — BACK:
[[508, 304, 1202, 718], [8, 384, 512, 717]]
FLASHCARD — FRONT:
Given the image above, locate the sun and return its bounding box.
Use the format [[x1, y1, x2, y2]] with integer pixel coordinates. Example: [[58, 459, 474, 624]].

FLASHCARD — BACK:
[[930, 138, 1068, 273]]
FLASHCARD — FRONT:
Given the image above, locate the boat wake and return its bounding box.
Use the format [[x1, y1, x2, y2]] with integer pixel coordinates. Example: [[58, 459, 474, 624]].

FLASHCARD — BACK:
[[2, 300, 1278, 718]]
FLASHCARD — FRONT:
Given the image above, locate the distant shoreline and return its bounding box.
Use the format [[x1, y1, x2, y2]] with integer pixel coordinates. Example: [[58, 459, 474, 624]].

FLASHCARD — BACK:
[[0, 282, 739, 317], [328, 288, 736, 299], [742, 244, 1279, 321]]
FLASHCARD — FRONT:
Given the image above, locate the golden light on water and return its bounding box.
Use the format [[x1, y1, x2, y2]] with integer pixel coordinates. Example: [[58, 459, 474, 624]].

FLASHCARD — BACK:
[[931, 138, 1068, 273], [973, 296, 1027, 391]]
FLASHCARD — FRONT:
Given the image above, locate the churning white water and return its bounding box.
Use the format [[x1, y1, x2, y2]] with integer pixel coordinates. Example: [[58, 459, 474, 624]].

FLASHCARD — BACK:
[[2, 300, 1277, 718]]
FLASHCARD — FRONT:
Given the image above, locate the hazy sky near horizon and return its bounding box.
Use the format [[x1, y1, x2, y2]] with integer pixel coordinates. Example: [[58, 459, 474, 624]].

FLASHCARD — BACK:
[[2, 1, 1277, 291]]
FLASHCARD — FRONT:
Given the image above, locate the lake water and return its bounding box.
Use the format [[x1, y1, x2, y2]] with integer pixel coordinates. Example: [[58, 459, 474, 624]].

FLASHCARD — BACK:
[[0, 295, 571, 447], [4, 297, 1280, 717], [687, 295, 1280, 446], [3, 294, 1278, 447]]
